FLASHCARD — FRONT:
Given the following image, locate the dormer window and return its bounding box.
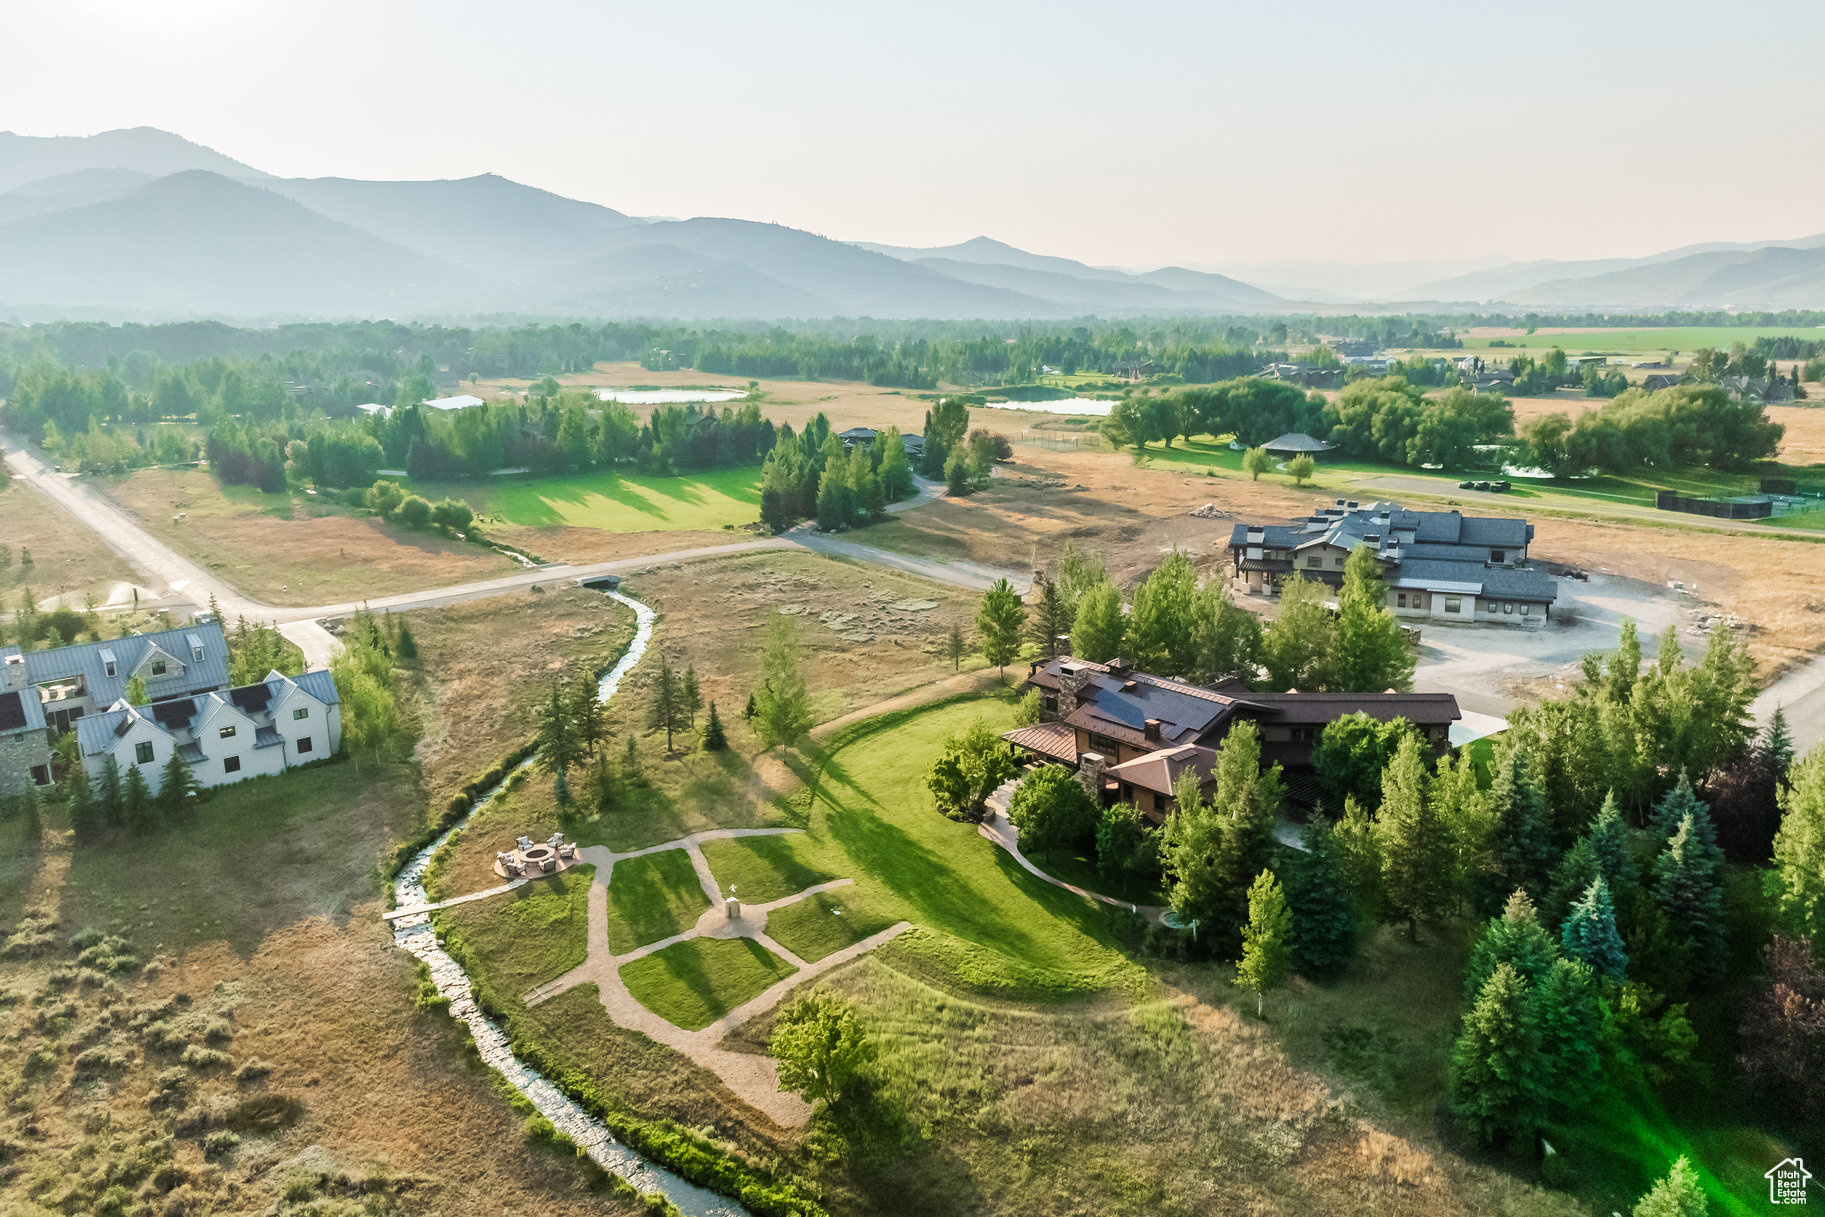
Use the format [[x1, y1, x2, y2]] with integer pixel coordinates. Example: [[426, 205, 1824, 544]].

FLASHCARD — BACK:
[[150, 660, 167, 676], [100, 648, 117, 678]]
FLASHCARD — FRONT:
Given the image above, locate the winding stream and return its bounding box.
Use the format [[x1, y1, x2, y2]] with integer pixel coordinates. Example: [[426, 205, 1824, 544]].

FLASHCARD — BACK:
[[388, 590, 749, 1217]]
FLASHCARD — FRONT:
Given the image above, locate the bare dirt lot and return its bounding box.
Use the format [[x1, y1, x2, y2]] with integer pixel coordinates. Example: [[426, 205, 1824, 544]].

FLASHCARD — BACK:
[[93, 468, 519, 606], [0, 478, 141, 610]]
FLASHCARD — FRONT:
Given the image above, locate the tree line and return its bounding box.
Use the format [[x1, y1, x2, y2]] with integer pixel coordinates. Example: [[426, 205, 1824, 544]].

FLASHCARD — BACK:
[[758, 414, 918, 533], [1519, 382, 1785, 477]]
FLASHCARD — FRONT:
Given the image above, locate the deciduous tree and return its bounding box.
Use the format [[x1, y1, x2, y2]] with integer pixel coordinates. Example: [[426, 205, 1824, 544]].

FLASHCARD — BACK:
[[1332, 545, 1413, 693], [1236, 869, 1293, 1016], [1069, 582, 1125, 663], [1007, 765, 1098, 861], [925, 719, 1018, 823], [772, 990, 874, 1110]]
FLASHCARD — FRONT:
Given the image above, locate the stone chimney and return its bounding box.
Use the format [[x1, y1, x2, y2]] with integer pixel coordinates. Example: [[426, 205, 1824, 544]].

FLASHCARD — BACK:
[[2, 654, 24, 692], [1056, 661, 1090, 716], [1077, 751, 1108, 798], [1143, 719, 1162, 744]]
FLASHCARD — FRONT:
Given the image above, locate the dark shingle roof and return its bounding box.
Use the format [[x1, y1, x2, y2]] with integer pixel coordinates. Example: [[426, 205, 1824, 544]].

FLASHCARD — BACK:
[[1262, 432, 1334, 454], [1245, 692, 1460, 726]]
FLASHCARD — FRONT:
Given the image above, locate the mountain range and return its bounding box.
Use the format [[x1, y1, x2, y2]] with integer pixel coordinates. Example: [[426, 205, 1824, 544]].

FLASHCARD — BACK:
[[2, 127, 1825, 320]]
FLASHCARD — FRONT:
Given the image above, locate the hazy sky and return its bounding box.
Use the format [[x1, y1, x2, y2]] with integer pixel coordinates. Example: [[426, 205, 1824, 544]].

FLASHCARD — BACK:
[[6, 0, 1824, 269]]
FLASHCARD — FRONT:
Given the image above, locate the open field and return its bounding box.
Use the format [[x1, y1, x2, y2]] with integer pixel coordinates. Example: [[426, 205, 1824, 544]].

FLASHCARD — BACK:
[[92, 467, 519, 606], [0, 764, 641, 1217], [618, 936, 799, 1031], [602, 849, 711, 953], [0, 478, 141, 611]]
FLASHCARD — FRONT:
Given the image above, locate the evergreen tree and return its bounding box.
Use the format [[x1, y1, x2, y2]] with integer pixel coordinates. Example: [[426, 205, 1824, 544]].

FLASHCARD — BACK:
[[1587, 791, 1637, 898], [1530, 957, 1604, 1119], [1631, 1156, 1708, 1217], [65, 758, 99, 840], [569, 671, 606, 759], [682, 665, 703, 727], [16, 785, 42, 844], [877, 426, 915, 501], [1330, 795, 1383, 920], [122, 763, 154, 835], [1449, 962, 1544, 1150], [753, 617, 813, 749], [976, 578, 1026, 677], [394, 618, 418, 662], [1026, 576, 1071, 660], [1464, 889, 1560, 1001], [1763, 704, 1795, 774], [620, 735, 643, 785], [1199, 722, 1285, 955], [157, 749, 198, 819], [1236, 869, 1294, 1016], [702, 702, 728, 752], [944, 622, 967, 672], [1560, 876, 1628, 980], [744, 693, 757, 719], [1332, 545, 1415, 692], [1482, 736, 1555, 910], [1435, 749, 1495, 915], [1375, 735, 1454, 941], [1652, 814, 1726, 987], [98, 756, 124, 828], [646, 654, 689, 753], [943, 447, 975, 496], [1069, 582, 1125, 663], [1282, 817, 1358, 979], [1773, 746, 1825, 945], [535, 679, 579, 786]]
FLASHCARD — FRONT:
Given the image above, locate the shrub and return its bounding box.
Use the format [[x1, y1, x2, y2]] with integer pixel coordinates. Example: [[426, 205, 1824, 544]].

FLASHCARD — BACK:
[[72, 1046, 128, 1077], [396, 495, 432, 528], [180, 1044, 230, 1070], [232, 1058, 273, 1083], [202, 1130, 240, 1160]]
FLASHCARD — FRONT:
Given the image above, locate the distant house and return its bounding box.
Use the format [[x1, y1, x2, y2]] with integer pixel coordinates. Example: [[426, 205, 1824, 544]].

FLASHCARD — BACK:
[[1004, 656, 1459, 819], [1262, 363, 1344, 390], [1227, 498, 1556, 627], [901, 433, 925, 460], [1331, 338, 1379, 358], [353, 402, 391, 417], [1641, 373, 1680, 392], [838, 426, 880, 449], [1261, 432, 1335, 460], [422, 394, 487, 412]]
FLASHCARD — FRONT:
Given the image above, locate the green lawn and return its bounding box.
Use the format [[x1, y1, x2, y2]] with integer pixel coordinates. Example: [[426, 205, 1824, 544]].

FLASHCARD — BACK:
[[698, 834, 836, 903], [404, 466, 761, 533], [618, 937, 798, 1031], [438, 865, 594, 994], [1456, 326, 1825, 353], [603, 849, 711, 954], [763, 888, 902, 963], [1024, 846, 1169, 906]]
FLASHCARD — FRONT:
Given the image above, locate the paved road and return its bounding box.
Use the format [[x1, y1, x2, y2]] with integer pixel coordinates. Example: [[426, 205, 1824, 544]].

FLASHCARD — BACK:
[[2, 437, 1029, 665]]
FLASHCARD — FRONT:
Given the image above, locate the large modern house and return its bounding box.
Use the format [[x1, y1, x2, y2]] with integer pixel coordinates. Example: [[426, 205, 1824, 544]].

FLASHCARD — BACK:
[[1004, 655, 1459, 820], [0, 622, 341, 797], [1228, 498, 1558, 627]]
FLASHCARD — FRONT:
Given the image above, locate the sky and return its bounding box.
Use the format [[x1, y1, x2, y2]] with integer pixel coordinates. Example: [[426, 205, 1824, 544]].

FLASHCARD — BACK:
[[5, 0, 1824, 270]]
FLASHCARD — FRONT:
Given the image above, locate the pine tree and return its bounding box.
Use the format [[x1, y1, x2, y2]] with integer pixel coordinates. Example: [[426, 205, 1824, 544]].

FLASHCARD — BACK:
[[976, 578, 1026, 678], [1236, 870, 1293, 1017], [646, 654, 688, 753], [682, 665, 702, 727], [535, 679, 579, 785], [703, 702, 728, 751], [98, 756, 124, 828], [1587, 791, 1637, 898], [1561, 876, 1628, 980], [620, 735, 643, 785], [1763, 705, 1794, 775], [1026, 576, 1072, 660], [1282, 819, 1357, 979], [752, 617, 813, 749], [1483, 736, 1555, 911], [157, 749, 198, 820], [1530, 957, 1603, 1119], [65, 758, 99, 840], [16, 785, 42, 844], [1332, 545, 1414, 692], [122, 763, 154, 835], [1773, 746, 1825, 945], [1449, 962, 1544, 1150], [569, 671, 606, 759], [1069, 582, 1125, 663], [744, 693, 757, 719], [1652, 814, 1726, 987], [1376, 735, 1454, 941], [1631, 1156, 1708, 1217], [1464, 889, 1559, 1001], [945, 623, 967, 672]]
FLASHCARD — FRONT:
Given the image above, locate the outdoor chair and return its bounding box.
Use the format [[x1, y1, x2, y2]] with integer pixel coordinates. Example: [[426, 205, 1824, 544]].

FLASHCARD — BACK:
[[517, 836, 534, 851], [540, 857, 557, 874]]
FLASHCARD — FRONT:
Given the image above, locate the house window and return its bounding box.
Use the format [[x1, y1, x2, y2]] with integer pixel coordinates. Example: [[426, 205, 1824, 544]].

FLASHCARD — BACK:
[[150, 660, 167, 676], [1305, 556, 1322, 568], [135, 741, 155, 765], [1520, 604, 1531, 615], [1396, 592, 1407, 608], [292, 707, 309, 721], [103, 660, 116, 677], [224, 755, 241, 773], [1504, 602, 1515, 615], [192, 645, 204, 661], [1491, 549, 1505, 563], [1335, 556, 1346, 567], [29, 764, 51, 787], [219, 725, 237, 739], [1444, 597, 1462, 614], [296, 736, 313, 755]]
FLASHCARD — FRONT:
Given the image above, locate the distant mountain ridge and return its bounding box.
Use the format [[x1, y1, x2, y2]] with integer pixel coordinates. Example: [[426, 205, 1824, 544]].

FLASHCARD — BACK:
[[4, 126, 1825, 318]]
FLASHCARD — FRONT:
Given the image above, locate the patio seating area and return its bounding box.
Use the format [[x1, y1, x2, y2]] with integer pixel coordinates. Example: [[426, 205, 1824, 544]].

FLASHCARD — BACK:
[[495, 832, 581, 879]]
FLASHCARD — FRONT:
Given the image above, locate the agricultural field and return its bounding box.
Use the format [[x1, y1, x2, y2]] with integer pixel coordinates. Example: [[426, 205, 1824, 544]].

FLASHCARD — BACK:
[[91, 467, 518, 606], [1455, 325, 1825, 353], [0, 478, 142, 612]]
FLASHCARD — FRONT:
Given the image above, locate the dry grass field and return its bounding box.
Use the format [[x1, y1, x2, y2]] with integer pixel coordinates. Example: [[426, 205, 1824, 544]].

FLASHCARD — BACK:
[[0, 479, 141, 611], [92, 468, 518, 606]]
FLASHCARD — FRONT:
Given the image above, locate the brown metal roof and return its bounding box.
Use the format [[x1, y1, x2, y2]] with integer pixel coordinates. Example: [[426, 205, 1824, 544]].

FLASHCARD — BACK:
[[1001, 721, 1077, 764], [1106, 744, 1217, 797]]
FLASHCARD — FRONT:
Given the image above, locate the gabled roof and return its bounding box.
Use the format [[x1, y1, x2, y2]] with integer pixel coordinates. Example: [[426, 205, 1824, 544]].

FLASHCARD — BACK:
[[1262, 432, 1334, 453], [1244, 691, 1461, 726], [1002, 721, 1077, 764], [1041, 657, 1242, 749], [76, 707, 138, 756], [20, 622, 229, 708], [293, 669, 341, 707]]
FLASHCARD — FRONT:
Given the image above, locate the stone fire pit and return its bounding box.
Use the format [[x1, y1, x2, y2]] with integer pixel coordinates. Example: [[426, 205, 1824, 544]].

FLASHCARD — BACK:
[[493, 835, 578, 879]]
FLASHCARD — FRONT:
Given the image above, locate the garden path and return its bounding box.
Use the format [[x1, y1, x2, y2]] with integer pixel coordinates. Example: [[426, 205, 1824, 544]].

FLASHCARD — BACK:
[[981, 779, 1166, 922]]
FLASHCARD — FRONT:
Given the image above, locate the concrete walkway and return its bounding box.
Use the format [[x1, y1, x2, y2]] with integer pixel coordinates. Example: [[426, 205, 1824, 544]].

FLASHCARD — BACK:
[[521, 828, 908, 1127], [981, 779, 1166, 922]]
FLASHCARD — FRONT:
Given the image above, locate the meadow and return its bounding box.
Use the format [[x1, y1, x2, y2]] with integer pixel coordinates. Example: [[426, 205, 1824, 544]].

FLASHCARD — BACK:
[[1454, 325, 1825, 353], [406, 464, 763, 534]]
